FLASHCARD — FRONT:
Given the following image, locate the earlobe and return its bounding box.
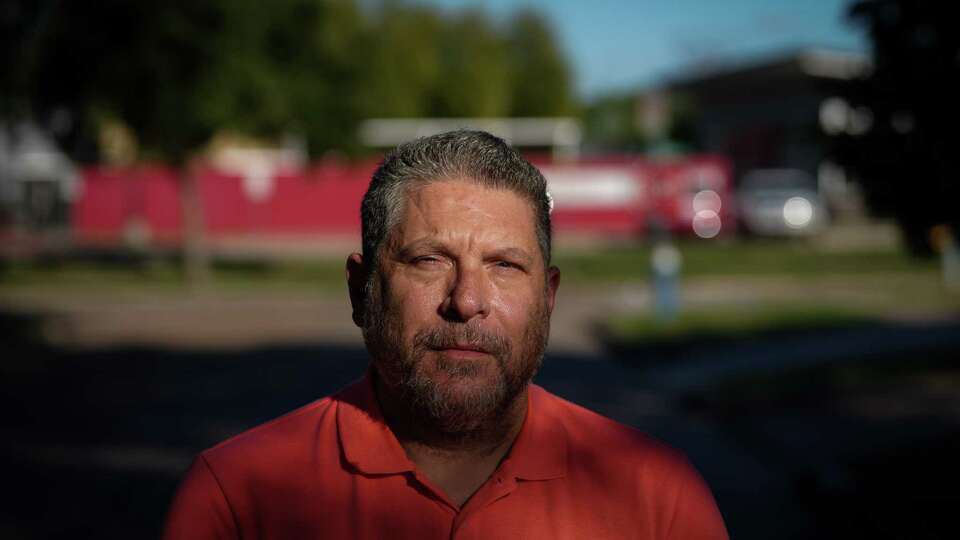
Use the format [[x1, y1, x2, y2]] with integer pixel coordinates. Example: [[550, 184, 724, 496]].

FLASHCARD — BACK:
[[546, 266, 561, 314], [346, 253, 368, 327]]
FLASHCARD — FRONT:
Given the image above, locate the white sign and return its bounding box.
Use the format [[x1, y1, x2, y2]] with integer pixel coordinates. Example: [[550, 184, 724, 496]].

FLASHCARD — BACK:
[[540, 167, 643, 209]]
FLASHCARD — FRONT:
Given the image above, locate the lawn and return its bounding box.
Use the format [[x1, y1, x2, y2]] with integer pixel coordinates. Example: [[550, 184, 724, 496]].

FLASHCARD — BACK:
[[553, 239, 939, 283], [605, 303, 883, 346], [5, 240, 954, 340], [0, 257, 348, 294], [0, 238, 940, 292]]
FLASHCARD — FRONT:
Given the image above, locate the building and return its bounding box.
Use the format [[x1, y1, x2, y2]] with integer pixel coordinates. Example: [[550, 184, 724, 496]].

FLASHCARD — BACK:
[[648, 48, 872, 224]]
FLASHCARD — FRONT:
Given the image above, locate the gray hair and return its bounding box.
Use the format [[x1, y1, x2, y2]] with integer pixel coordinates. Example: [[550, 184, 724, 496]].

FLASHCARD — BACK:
[[360, 130, 552, 270]]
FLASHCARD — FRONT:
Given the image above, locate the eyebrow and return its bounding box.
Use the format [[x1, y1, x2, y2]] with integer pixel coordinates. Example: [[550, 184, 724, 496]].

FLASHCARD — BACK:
[[395, 239, 447, 260], [395, 240, 534, 266], [489, 247, 534, 266]]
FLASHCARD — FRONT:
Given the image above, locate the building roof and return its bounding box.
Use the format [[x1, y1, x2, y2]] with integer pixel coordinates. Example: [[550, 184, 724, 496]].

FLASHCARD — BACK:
[[667, 48, 871, 94]]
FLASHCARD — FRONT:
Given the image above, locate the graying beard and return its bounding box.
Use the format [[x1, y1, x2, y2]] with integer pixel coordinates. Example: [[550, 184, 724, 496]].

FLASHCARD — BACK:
[[362, 279, 550, 438]]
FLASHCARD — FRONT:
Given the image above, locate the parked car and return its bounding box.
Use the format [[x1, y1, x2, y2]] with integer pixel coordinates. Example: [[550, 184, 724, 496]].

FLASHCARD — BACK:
[[736, 169, 828, 237]]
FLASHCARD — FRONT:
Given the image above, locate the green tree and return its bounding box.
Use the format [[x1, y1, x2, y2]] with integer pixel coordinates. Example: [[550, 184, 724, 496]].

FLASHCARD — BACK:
[[582, 93, 645, 152], [432, 9, 511, 117], [193, 0, 367, 155], [18, 0, 370, 283], [10, 0, 578, 153], [355, 3, 444, 118], [9, 0, 580, 282], [506, 10, 575, 117], [358, 4, 576, 120]]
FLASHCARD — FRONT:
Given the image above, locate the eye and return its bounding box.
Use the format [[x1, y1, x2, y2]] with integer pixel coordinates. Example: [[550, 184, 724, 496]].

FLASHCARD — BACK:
[[412, 255, 443, 267], [493, 260, 521, 271]]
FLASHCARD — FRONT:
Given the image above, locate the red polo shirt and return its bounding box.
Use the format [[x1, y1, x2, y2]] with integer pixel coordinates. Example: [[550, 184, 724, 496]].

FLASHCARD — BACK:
[[163, 375, 728, 539]]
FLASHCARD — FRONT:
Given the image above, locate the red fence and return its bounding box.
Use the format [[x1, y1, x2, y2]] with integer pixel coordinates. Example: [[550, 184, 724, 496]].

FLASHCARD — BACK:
[[72, 156, 733, 245]]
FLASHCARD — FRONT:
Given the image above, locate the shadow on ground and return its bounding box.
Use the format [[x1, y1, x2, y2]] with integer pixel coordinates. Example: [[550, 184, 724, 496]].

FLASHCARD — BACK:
[[2, 310, 959, 539]]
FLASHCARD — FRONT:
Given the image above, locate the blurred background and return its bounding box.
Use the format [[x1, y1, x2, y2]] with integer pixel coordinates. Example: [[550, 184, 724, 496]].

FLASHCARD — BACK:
[[2, 0, 958, 538]]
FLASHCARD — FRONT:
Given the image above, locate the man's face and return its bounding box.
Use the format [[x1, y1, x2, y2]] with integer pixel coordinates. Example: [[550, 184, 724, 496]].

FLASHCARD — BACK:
[[355, 179, 559, 435]]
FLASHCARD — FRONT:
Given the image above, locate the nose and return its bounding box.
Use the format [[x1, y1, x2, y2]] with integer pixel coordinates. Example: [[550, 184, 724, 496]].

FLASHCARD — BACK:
[[441, 263, 490, 322]]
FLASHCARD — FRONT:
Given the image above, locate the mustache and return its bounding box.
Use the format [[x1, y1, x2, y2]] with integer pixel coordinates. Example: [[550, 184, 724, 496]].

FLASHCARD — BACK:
[[413, 324, 509, 357]]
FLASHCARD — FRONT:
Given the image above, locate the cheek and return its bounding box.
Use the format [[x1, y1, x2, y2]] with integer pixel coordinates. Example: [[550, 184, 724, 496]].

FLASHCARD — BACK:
[[490, 285, 541, 333], [490, 293, 519, 320], [389, 280, 446, 334]]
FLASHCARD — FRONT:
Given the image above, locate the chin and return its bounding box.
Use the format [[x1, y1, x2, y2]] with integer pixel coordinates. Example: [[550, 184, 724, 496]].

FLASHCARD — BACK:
[[405, 362, 511, 432], [431, 349, 494, 376]]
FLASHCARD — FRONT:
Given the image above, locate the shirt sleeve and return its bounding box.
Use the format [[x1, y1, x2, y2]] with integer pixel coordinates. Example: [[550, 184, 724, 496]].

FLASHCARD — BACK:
[[162, 455, 239, 540], [663, 458, 729, 540]]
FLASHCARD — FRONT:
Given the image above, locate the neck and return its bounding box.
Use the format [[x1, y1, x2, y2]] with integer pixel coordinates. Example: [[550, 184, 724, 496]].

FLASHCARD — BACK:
[[372, 373, 529, 507], [373, 371, 529, 452]]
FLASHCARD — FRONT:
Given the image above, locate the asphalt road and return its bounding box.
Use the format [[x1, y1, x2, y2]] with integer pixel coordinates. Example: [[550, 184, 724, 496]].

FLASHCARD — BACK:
[[2, 291, 959, 539]]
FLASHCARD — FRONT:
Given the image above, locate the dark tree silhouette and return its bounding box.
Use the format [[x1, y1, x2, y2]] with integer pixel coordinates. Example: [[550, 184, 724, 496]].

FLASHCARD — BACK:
[[836, 0, 960, 255]]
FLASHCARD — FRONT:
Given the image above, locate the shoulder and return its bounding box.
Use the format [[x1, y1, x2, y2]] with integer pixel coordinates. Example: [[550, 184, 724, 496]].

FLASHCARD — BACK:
[[531, 385, 685, 460], [532, 386, 728, 538], [531, 385, 702, 489], [164, 390, 357, 538], [200, 395, 339, 475]]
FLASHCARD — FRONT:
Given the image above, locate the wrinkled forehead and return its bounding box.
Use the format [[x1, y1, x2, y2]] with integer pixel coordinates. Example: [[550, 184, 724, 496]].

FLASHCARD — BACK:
[[386, 178, 540, 255]]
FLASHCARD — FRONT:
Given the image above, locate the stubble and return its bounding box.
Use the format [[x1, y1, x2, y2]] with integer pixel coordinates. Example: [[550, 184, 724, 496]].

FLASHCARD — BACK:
[[362, 278, 550, 441]]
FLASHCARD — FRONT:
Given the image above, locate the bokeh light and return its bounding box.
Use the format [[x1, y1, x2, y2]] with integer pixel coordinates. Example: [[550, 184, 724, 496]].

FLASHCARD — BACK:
[[692, 209, 722, 238], [782, 196, 814, 229]]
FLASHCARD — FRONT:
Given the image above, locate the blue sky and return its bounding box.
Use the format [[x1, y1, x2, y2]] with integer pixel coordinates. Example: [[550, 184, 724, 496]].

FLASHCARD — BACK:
[[418, 0, 868, 98]]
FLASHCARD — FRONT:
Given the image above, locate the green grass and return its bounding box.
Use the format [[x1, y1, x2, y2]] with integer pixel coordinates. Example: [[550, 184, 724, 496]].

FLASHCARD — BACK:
[[0, 239, 941, 294], [210, 259, 346, 290], [554, 239, 937, 283], [606, 304, 881, 345], [1, 260, 185, 290], [0, 258, 348, 293]]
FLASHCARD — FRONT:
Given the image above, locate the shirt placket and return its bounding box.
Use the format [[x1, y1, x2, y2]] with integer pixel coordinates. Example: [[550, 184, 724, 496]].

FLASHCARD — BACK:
[[448, 470, 519, 540]]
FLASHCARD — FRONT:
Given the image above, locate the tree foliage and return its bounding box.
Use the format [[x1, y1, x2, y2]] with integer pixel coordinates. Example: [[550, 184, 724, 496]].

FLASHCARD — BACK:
[[837, 0, 959, 255], [434, 9, 511, 117], [7, 0, 577, 161], [506, 9, 576, 117], [355, 3, 445, 118], [581, 93, 645, 152]]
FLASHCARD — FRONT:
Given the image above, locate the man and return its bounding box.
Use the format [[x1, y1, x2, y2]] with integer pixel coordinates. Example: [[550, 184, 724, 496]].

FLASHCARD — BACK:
[[163, 130, 728, 539]]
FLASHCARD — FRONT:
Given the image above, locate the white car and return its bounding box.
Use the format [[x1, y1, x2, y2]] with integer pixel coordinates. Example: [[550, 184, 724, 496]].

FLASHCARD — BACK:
[[736, 169, 829, 237]]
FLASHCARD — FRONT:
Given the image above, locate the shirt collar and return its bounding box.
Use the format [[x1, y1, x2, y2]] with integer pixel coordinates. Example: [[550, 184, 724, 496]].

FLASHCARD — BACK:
[[502, 384, 568, 481], [335, 373, 414, 475], [335, 373, 568, 480]]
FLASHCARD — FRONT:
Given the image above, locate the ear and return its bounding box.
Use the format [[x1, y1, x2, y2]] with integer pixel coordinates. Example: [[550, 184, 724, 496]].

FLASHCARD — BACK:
[[346, 252, 368, 328], [545, 265, 561, 315]]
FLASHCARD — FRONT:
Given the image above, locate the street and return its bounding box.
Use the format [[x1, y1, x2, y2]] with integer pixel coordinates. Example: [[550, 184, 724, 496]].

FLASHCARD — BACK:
[[1, 286, 958, 539]]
